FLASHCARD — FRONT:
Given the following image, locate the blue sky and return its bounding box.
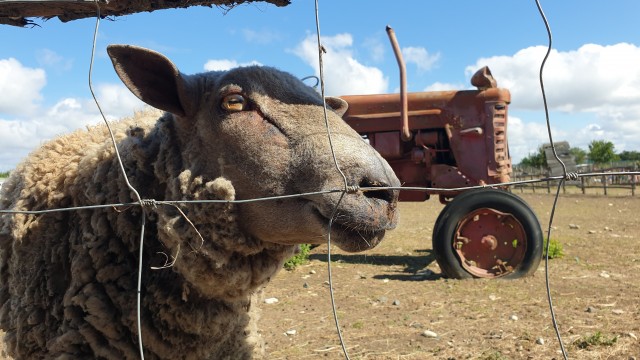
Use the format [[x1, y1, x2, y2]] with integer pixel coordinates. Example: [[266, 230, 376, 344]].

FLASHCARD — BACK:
[[1, 0, 640, 171]]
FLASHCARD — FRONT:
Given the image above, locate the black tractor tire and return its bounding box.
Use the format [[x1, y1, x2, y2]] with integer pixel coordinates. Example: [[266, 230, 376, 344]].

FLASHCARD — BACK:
[[432, 189, 543, 279]]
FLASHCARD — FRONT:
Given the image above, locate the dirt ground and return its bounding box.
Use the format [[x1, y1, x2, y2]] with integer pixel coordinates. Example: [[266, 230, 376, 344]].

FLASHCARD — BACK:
[[260, 192, 640, 359]]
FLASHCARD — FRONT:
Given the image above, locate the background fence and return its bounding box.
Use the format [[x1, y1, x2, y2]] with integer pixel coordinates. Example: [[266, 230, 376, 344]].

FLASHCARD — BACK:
[[512, 163, 639, 196]]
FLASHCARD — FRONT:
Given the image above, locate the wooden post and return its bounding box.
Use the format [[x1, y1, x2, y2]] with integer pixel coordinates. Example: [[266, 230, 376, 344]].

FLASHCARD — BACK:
[[602, 174, 608, 196], [632, 165, 637, 196], [532, 173, 535, 193], [581, 176, 586, 195]]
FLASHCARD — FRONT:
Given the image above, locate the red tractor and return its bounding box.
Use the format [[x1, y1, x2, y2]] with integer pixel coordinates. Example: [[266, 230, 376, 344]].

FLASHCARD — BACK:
[[339, 40, 543, 279]]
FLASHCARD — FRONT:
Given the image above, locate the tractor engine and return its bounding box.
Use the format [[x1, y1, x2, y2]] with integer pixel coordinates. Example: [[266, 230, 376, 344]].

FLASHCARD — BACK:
[[341, 67, 512, 202]]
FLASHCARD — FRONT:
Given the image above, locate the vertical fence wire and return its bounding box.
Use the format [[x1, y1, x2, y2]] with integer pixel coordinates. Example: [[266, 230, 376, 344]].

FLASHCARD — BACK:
[[314, 0, 354, 358], [89, 2, 147, 358], [534, 1, 569, 358]]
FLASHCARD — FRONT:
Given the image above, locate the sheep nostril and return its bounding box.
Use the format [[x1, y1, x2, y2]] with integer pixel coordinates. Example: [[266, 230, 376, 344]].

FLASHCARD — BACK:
[[359, 178, 396, 203]]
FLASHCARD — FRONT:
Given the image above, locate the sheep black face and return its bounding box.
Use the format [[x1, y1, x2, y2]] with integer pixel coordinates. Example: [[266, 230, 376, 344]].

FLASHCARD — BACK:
[[108, 45, 400, 253]]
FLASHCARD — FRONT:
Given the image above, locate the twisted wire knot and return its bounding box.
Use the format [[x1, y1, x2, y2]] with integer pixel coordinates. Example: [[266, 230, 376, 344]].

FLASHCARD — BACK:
[[345, 185, 360, 194], [564, 172, 579, 181], [140, 199, 158, 209]]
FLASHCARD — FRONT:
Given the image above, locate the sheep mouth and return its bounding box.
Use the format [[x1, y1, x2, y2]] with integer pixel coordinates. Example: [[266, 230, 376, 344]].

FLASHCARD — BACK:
[[323, 218, 388, 252], [311, 196, 397, 253]]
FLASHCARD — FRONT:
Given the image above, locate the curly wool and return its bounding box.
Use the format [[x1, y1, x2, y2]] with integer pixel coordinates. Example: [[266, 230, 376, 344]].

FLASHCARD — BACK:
[[0, 109, 295, 359]]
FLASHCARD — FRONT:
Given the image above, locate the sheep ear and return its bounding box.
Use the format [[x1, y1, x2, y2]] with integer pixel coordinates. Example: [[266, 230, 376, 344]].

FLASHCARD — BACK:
[[107, 44, 194, 117], [325, 96, 349, 116]]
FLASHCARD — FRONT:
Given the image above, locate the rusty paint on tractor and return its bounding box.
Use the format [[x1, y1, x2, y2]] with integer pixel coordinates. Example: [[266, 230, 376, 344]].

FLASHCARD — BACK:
[[337, 27, 543, 280], [341, 66, 513, 203], [453, 208, 527, 278]]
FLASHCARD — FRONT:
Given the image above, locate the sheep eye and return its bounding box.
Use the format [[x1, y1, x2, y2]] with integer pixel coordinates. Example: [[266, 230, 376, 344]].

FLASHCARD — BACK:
[[221, 94, 247, 112]]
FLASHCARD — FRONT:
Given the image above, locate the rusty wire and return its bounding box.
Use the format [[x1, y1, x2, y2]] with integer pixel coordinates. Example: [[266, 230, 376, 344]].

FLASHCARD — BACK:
[[0, 1, 639, 359]]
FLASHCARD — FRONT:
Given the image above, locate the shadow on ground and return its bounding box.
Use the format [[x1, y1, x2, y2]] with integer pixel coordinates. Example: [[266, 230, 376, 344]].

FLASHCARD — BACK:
[[309, 249, 443, 281]]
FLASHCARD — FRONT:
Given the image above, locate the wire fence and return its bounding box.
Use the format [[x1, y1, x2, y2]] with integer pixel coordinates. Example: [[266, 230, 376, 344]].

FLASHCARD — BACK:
[[1, 0, 640, 359], [513, 164, 639, 196]]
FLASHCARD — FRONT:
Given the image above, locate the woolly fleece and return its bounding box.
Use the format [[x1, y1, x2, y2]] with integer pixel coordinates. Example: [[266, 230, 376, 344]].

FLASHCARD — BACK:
[[0, 45, 400, 359]]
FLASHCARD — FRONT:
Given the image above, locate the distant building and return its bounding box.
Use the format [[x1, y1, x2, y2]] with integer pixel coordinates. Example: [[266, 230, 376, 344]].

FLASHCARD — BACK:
[[542, 141, 577, 176]]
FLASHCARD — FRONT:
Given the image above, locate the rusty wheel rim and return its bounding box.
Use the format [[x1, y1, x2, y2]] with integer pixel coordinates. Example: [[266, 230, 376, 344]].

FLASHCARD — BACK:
[[453, 208, 527, 278]]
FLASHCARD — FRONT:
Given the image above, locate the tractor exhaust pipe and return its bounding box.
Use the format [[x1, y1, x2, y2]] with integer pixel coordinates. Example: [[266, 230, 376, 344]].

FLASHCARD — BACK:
[[386, 25, 412, 142]]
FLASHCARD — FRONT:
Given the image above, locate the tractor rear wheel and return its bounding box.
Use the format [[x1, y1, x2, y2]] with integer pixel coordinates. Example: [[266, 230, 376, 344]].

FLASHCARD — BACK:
[[432, 189, 543, 279]]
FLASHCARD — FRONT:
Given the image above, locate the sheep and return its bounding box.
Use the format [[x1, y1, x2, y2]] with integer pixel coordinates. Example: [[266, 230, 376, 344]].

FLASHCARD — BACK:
[[0, 44, 400, 359]]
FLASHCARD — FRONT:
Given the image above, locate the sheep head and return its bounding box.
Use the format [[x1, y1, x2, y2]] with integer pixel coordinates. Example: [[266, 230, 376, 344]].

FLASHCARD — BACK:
[[107, 45, 400, 253]]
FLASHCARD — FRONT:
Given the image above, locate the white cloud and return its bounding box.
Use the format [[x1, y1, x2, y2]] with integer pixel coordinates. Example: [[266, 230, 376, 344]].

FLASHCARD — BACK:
[[572, 104, 640, 153], [402, 46, 440, 72], [506, 116, 560, 163], [467, 43, 640, 159], [508, 110, 640, 165], [0, 83, 145, 171], [204, 59, 262, 71], [466, 43, 640, 112], [0, 58, 46, 116], [423, 82, 466, 92], [89, 83, 146, 119], [292, 33, 389, 96]]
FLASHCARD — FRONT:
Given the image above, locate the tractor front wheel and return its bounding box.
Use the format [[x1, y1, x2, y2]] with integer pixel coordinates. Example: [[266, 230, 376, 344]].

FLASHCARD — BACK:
[[432, 189, 543, 279]]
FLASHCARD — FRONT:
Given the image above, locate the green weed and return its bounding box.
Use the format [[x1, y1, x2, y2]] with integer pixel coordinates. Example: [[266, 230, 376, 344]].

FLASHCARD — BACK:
[[544, 238, 565, 259], [283, 244, 311, 270], [574, 331, 618, 349]]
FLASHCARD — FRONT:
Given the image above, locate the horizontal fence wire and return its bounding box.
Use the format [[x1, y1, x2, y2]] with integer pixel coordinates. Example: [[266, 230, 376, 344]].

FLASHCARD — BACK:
[[4, 172, 640, 215]]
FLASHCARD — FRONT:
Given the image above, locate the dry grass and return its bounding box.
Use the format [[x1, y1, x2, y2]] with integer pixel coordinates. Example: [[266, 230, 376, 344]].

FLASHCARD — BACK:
[[261, 193, 640, 359]]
